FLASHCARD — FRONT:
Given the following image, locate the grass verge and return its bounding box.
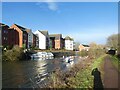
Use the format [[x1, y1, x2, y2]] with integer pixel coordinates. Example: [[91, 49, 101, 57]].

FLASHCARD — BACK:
[[47, 54, 106, 88], [71, 54, 106, 88], [109, 55, 120, 72]]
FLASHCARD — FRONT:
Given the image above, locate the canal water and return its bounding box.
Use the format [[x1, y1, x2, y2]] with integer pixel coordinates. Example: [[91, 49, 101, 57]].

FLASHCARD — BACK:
[[2, 56, 80, 88]]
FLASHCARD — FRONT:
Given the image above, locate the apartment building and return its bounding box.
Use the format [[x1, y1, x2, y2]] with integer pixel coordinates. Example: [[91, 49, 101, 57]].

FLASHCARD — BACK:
[[33, 34, 39, 48], [7, 28, 19, 47], [49, 34, 64, 49], [26, 29, 33, 48], [65, 36, 74, 50], [1, 23, 39, 49], [49, 37, 55, 49], [1, 23, 10, 47], [10, 24, 28, 48], [0, 23, 19, 48], [1, 23, 75, 50], [34, 30, 49, 49]]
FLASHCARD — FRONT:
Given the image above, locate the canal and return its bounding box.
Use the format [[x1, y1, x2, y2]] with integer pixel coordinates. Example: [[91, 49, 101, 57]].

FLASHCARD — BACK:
[[2, 56, 81, 88]]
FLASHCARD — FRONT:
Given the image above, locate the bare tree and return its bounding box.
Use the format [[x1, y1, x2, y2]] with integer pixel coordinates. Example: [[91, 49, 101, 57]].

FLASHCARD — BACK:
[[106, 34, 118, 50], [88, 42, 105, 58]]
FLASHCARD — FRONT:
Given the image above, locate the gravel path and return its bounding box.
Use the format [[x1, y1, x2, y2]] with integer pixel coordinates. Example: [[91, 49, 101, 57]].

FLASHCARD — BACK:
[[103, 56, 120, 89]]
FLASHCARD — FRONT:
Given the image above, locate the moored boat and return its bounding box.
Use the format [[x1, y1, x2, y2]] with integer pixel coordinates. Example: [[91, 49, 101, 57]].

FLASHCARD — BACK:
[[31, 52, 54, 60]]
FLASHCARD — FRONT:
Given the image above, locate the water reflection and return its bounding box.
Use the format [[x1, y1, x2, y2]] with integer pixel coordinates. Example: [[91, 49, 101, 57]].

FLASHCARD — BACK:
[[2, 56, 80, 88]]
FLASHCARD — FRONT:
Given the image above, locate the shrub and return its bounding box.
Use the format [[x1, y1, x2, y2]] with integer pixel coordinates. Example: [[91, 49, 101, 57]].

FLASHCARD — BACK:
[[79, 50, 88, 57], [2, 45, 23, 61], [88, 48, 105, 59]]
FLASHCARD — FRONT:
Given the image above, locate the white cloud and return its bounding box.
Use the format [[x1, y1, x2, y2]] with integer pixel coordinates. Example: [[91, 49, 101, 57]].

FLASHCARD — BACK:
[[36, 0, 58, 11], [47, 2, 58, 11]]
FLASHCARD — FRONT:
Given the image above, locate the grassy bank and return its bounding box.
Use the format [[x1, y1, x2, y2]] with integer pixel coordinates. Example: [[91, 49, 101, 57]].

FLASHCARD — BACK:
[[70, 54, 106, 88], [46, 54, 106, 88], [2, 45, 31, 61], [109, 55, 120, 72]]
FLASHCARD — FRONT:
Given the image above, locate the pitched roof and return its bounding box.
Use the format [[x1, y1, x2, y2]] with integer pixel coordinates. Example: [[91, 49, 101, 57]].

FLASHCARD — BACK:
[[0, 23, 9, 31], [39, 30, 49, 37], [50, 37, 55, 40], [26, 29, 30, 33], [82, 44, 89, 47], [33, 33, 38, 38], [26, 29, 32, 33], [14, 24, 26, 31], [65, 36, 73, 40], [0, 23, 9, 28], [49, 34, 62, 40]]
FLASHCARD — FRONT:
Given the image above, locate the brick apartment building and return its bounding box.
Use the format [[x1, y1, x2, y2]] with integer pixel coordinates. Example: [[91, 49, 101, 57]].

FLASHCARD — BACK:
[[0, 23, 19, 48], [1, 23, 9, 47], [49, 34, 64, 49], [1, 23, 40, 49], [10, 24, 28, 48], [7, 28, 19, 47], [1, 23, 72, 50]]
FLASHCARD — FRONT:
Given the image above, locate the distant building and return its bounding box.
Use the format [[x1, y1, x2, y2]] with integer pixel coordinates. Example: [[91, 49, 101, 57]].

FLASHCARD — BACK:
[[49, 34, 64, 49], [79, 44, 90, 51], [34, 30, 49, 49], [64, 36, 74, 50], [10, 24, 28, 48], [26, 29, 33, 48]]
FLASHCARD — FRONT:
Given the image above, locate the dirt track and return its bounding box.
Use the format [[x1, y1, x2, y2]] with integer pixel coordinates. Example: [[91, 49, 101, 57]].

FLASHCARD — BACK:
[[103, 56, 120, 89]]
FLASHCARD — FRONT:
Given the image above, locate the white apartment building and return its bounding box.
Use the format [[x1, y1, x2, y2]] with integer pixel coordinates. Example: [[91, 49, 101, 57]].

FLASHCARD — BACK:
[[34, 30, 49, 49], [65, 36, 74, 50]]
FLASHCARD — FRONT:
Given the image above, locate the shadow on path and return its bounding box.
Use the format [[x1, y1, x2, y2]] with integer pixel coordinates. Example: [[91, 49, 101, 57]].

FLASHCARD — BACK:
[[91, 68, 104, 90]]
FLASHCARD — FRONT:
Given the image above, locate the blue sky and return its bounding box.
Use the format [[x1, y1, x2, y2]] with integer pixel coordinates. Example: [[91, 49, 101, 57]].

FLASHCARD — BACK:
[[2, 2, 118, 44]]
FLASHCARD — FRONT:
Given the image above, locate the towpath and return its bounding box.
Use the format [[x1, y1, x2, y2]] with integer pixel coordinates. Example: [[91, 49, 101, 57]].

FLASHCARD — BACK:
[[103, 56, 120, 89]]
